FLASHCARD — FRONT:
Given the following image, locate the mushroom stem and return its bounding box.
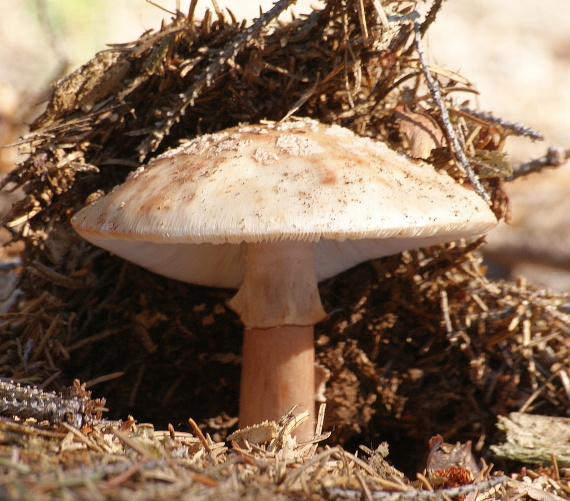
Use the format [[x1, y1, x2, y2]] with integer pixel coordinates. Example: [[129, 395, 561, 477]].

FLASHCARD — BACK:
[[228, 240, 326, 439], [228, 241, 326, 328], [239, 325, 315, 439]]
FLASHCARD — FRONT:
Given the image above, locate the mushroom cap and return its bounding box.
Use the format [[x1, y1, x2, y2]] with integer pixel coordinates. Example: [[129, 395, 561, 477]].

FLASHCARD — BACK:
[[71, 118, 497, 288]]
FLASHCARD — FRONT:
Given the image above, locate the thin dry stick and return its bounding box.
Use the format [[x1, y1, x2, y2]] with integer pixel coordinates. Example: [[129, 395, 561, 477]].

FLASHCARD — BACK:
[[335, 448, 386, 480], [100, 460, 145, 490], [307, 403, 327, 457], [188, 417, 211, 452], [324, 475, 509, 500], [455, 106, 543, 141], [440, 289, 453, 334], [413, 22, 490, 204], [558, 369, 570, 407], [509, 145, 570, 180], [416, 0, 444, 38], [356, 469, 375, 501], [29, 260, 88, 290], [551, 453, 561, 481], [519, 372, 557, 413], [111, 428, 153, 458], [63, 423, 105, 453], [416, 472, 434, 492], [370, 0, 389, 28], [282, 446, 338, 487]]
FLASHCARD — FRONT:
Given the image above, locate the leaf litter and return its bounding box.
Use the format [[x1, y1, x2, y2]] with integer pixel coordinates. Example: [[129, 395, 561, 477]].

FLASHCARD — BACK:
[[0, 0, 569, 498]]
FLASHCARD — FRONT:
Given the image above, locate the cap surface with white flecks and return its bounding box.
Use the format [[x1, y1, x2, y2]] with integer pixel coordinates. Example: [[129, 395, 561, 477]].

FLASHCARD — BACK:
[[72, 118, 497, 288]]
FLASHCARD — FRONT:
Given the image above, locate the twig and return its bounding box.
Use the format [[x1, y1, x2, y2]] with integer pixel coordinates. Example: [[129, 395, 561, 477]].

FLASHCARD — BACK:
[[63, 422, 105, 453], [508, 145, 569, 180], [111, 428, 153, 458], [518, 372, 557, 413], [416, 0, 445, 38], [325, 475, 509, 500], [413, 22, 490, 204], [456, 106, 543, 141], [307, 403, 327, 457], [356, 470, 375, 501], [0, 380, 108, 428], [29, 260, 89, 290], [440, 290, 453, 334], [282, 447, 338, 487], [401, 0, 444, 58], [279, 77, 320, 123]]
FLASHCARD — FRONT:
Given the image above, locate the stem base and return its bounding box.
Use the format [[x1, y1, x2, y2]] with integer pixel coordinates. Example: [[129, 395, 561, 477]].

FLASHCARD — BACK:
[[239, 326, 315, 440]]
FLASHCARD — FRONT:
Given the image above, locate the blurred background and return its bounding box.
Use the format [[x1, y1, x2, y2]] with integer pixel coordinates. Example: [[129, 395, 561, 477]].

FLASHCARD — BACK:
[[0, 0, 569, 289]]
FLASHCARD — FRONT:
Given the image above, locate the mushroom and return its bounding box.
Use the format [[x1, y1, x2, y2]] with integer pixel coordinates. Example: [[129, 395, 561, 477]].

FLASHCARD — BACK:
[[71, 118, 497, 439]]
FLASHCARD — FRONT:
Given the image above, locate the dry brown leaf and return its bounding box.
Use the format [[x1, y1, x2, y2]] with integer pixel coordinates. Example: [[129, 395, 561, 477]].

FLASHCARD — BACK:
[[394, 106, 446, 159]]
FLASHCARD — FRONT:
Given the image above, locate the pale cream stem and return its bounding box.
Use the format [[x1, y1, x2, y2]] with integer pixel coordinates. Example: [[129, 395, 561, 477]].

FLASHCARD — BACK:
[[228, 240, 326, 328]]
